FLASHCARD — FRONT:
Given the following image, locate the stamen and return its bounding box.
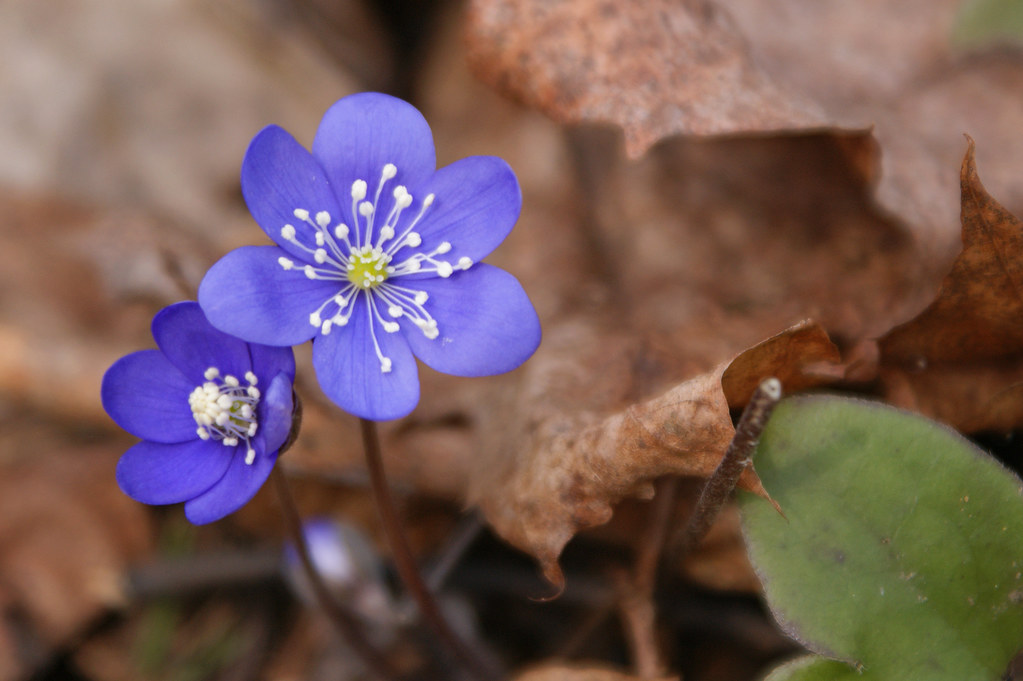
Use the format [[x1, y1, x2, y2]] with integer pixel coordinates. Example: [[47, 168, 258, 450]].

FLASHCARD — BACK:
[[272, 165, 470, 355], [188, 366, 261, 464], [351, 181, 367, 200]]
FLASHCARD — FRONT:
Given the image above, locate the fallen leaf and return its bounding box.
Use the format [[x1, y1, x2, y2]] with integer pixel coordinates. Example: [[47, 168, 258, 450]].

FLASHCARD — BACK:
[[878, 138, 1023, 430], [469, 318, 841, 588], [465, 0, 831, 158], [721, 320, 842, 408], [0, 433, 150, 680]]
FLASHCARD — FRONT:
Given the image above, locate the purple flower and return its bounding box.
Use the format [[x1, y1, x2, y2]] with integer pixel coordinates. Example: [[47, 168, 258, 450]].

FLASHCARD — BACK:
[[198, 92, 540, 420], [101, 302, 295, 524]]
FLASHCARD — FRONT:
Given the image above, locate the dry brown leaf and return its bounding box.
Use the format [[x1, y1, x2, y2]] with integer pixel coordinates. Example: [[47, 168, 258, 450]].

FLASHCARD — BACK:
[[467, 0, 1023, 266], [0, 438, 150, 681], [514, 662, 676, 681], [721, 320, 842, 408], [877, 138, 1023, 430], [465, 0, 830, 158], [469, 316, 845, 588]]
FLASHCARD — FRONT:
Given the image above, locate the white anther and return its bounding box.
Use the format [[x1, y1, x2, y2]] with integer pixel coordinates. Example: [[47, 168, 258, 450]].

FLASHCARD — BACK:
[[351, 180, 367, 200], [423, 193, 435, 207], [281, 224, 296, 240], [437, 262, 454, 278], [224, 436, 239, 446], [304, 265, 317, 279], [204, 367, 219, 380], [247, 423, 258, 436], [335, 224, 349, 239], [316, 211, 331, 227], [380, 226, 395, 241], [293, 209, 310, 220], [414, 291, 429, 305], [359, 201, 374, 216], [278, 257, 294, 270], [388, 305, 403, 318], [322, 319, 333, 334], [382, 163, 397, 179], [382, 321, 400, 333], [314, 249, 328, 263], [197, 427, 210, 440], [437, 242, 452, 254], [216, 411, 231, 426], [310, 312, 322, 327], [458, 257, 473, 269], [244, 372, 257, 385], [224, 375, 239, 387], [405, 232, 422, 247], [380, 357, 393, 373], [315, 232, 325, 247], [240, 405, 253, 418], [247, 386, 260, 399], [245, 449, 256, 465]]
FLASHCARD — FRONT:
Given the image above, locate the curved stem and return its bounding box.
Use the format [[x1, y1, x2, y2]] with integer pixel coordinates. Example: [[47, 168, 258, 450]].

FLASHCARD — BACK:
[[271, 467, 399, 681], [359, 418, 501, 681]]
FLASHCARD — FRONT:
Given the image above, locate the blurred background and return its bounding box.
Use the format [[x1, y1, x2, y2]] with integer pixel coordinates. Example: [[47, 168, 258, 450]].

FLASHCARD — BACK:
[[1, 0, 1022, 679]]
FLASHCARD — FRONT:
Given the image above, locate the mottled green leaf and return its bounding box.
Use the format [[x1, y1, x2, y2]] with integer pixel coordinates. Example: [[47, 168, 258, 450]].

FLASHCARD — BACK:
[[741, 396, 1023, 680]]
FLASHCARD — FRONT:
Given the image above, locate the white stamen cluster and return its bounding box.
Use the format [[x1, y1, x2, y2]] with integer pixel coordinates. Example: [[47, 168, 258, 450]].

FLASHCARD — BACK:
[[189, 367, 260, 465], [275, 163, 474, 373]]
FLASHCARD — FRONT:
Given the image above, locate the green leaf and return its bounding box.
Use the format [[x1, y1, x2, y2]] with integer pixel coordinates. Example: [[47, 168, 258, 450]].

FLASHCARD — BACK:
[[762, 656, 859, 681], [740, 396, 1023, 681], [954, 0, 1023, 48]]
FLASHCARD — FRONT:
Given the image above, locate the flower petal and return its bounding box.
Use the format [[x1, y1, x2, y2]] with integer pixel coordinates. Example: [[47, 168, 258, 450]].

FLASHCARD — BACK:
[[241, 125, 346, 261], [312, 93, 436, 206], [311, 295, 420, 420], [152, 301, 252, 382], [116, 438, 234, 505], [403, 264, 541, 377], [411, 156, 521, 265], [247, 344, 296, 388], [102, 350, 197, 443], [199, 245, 336, 346], [183, 448, 276, 525], [256, 372, 295, 455]]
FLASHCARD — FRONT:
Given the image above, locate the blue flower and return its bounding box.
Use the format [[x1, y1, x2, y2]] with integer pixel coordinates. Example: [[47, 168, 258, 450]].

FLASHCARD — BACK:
[[198, 92, 541, 421], [101, 302, 296, 524]]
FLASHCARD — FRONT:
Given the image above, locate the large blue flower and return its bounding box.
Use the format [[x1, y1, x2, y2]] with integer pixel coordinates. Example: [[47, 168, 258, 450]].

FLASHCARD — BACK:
[[198, 92, 541, 421], [102, 302, 295, 524]]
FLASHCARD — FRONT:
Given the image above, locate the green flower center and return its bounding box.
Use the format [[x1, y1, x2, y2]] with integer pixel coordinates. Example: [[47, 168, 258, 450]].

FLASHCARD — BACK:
[[346, 245, 392, 290]]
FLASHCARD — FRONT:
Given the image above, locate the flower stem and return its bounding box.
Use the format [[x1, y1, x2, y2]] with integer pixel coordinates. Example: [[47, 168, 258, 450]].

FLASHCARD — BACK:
[[359, 418, 501, 681], [672, 377, 782, 558], [271, 466, 399, 681]]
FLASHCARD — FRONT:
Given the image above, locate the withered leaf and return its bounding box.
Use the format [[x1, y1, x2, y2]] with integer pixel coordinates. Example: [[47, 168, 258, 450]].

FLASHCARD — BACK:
[[464, 0, 827, 158], [878, 138, 1023, 430], [470, 319, 841, 588], [721, 320, 842, 408]]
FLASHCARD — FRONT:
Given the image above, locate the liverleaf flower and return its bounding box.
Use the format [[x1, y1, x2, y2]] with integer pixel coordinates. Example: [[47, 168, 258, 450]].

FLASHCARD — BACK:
[[198, 92, 541, 420], [101, 302, 296, 524]]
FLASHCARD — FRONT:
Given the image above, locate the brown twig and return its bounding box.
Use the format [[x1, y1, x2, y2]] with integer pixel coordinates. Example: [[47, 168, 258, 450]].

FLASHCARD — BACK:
[[672, 377, 782, 559], [360, 418, 502, 681], [271, 466, 399, 681]]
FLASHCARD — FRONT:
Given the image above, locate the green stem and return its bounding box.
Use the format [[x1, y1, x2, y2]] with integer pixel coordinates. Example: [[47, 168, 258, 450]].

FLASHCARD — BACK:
[[359, 418, 501, 681], [271, 467, 399, 681]]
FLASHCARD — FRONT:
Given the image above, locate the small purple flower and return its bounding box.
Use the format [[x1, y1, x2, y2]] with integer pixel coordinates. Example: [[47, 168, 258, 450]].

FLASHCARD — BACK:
[[198, 92, 541, 420], [101, 302, 295, 524]]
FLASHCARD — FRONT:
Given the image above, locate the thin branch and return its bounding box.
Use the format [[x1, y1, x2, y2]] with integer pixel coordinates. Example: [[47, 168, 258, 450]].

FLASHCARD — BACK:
[[360, 418, 502, 681], [672, 377, 782, 559]]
